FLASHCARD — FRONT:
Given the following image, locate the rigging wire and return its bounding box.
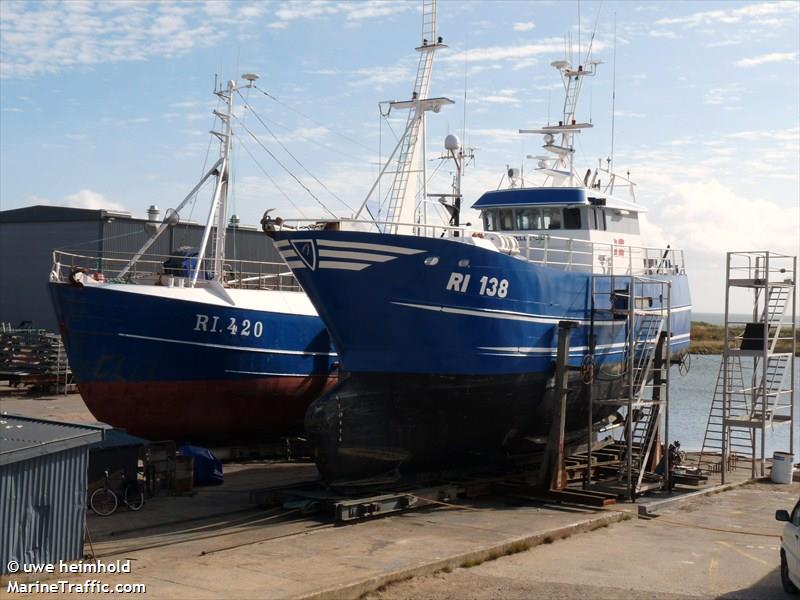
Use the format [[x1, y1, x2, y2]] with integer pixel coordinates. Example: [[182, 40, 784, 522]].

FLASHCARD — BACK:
[[238, 138, 309, 219], [252, 84, 374, 154], [232, 112, 338, 219], [236, 90, 354, 215]]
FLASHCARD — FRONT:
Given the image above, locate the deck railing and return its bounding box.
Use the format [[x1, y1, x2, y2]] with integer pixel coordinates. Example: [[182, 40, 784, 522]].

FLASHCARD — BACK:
[[273, 218, 686, 277], [50, 250, 301, 291], [516, 233, 686, 276]]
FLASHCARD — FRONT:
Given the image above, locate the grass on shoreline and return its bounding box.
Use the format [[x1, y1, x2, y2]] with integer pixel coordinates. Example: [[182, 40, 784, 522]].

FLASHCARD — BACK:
[[690, 321, 799, 355]]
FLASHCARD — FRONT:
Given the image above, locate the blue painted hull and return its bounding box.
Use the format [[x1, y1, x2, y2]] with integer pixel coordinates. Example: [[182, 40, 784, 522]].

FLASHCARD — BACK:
[[49, 282, 338, 440], [275, 231, 691, 375], [274, 230, 691, 481]]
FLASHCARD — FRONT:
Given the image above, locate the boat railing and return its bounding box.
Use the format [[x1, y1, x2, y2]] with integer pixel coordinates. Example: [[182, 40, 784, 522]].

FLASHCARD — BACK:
[[269, 219, 685, 276], [50, 250, 302, 291], [516, 233, 685, 276], [273, 218, 470, 239]]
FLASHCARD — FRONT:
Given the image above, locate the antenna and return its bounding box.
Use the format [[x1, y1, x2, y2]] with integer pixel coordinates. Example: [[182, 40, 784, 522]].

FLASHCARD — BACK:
[[578, 0, 581, 66], [462, 37, 468, 152], [609, 12, 617, 175]]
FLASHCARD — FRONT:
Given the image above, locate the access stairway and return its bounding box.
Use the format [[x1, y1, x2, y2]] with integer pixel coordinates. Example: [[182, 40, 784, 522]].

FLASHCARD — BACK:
[[698, 251, 796, 480], [591, 275, 673, 499]]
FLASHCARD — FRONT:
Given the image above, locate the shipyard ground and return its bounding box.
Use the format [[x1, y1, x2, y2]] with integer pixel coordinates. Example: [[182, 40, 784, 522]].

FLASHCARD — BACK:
[[2, 387, 797, 599]]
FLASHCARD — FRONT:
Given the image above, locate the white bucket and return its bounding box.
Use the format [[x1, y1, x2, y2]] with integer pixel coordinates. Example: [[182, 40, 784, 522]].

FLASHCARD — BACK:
[[772, 452, 794, 484]]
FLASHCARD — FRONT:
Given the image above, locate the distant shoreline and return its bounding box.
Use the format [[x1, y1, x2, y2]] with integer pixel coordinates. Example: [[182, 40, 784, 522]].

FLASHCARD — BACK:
[[690, 321, 799, 356]]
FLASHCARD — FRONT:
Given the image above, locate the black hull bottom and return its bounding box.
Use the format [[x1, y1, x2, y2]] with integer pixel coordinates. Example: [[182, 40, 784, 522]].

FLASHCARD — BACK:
[[305, 370, 626, 483]]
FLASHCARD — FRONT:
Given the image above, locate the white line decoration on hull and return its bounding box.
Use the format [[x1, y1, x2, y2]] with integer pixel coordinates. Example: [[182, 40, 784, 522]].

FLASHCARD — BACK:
[[392, 300, 692, 327], [118, 333, 337, 356], [477, 332, 691, 357]]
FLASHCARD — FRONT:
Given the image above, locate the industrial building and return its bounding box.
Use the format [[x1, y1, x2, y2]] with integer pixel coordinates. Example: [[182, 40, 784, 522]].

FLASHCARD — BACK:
[[0, 415, 104, 571], [0, 205, 282, 332]]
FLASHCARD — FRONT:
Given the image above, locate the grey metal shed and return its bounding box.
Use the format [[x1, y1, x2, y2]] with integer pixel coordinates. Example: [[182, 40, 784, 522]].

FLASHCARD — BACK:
[[1, 415, 104, 572]]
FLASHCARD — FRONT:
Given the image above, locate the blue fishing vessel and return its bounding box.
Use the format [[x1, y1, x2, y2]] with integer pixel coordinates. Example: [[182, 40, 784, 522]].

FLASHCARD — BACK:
[[268, 4, 691, 481], [49, 75, 337, 441]]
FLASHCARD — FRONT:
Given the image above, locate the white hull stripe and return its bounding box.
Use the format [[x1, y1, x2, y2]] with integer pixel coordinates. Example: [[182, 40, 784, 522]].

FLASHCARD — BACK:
[[225, 369, 324, 377], [319, 261, 370, 271], [317, 239, 425, 255], [118, 333, 337, 356], [478, 332, 691, 356], [393, 301, 692, 327], [274, 240, 291, 249], [285, 260, 307, 269], [319, 249, 397, 262]]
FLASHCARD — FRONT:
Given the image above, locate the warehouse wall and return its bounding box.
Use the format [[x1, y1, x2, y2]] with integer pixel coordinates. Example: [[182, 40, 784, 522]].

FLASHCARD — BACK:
[[0, 447, 89, 570], [0, 221, 101, 332], [0, 215, 284, 332]]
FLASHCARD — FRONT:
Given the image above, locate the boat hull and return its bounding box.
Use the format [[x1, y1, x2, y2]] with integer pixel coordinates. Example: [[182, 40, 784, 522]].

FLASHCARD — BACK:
[[307, 370, 626, 482], [49, 281, 337, 441], [275, 230, 692, 480]]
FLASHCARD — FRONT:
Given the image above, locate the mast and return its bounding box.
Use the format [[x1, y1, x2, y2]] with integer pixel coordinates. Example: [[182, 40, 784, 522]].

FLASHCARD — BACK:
[[519, 59, 601, 187], [192, 74, 259, 285], [354, 0, 452, 235]]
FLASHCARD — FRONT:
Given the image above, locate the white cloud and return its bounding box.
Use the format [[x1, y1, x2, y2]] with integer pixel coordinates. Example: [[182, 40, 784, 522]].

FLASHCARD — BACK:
[[513, 21, 536, 32], [641, 179, 799, 312], [703, 84, 743, 106], [350, 64, 411, 89], [268, 0, 411, 28], [648, 30, 678, 39], [0, 2, 276, 79], [443, 38, 605, 64], [736, 51, 798, 68], [34, 189, 126, 212], [655, 1, 798, 28]]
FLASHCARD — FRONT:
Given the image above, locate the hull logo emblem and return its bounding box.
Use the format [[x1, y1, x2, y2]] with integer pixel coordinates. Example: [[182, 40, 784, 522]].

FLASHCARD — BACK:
[[290, 239, 317, 271]]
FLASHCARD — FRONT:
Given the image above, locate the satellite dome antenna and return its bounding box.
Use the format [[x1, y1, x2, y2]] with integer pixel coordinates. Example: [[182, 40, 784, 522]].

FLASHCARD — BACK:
[[241, 73, 260, 87]]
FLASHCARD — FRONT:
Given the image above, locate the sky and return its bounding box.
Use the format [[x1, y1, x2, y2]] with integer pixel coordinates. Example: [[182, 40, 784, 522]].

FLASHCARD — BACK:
[[1, 0, 798, 313]]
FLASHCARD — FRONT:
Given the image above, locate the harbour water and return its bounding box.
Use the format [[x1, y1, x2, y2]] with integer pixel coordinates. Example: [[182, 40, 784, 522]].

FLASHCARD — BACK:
[[668, 354, 799, 456]]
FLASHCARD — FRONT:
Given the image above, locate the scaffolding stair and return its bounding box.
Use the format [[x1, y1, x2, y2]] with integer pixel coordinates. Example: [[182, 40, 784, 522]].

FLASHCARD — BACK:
[[592, 274, 672, 497], [703, 251, 796, 480], [697, 355, 754, 468]]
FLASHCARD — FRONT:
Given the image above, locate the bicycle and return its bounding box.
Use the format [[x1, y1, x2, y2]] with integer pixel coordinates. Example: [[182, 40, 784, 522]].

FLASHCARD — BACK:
[[89, 469, 145, 516]]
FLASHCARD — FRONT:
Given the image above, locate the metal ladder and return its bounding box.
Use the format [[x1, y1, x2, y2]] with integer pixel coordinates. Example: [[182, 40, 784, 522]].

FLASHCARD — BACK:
[[622, 312, 668, 493], [591, 275, 672, 497], [698, 355, 754, 468], [750, 353, 793, 425], [383, 0, 437, 231]]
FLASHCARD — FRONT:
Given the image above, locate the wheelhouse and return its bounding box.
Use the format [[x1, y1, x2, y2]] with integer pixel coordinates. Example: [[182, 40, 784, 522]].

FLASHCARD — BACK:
[[473, 187, 642, 238], [469, 187, 680, 275]]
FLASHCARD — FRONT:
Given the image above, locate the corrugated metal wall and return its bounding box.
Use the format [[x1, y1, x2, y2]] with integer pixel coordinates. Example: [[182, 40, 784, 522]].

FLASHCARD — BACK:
[[0, 216, 285, 332], [1, 448, 89, 571], [0, 221, 100, 331]]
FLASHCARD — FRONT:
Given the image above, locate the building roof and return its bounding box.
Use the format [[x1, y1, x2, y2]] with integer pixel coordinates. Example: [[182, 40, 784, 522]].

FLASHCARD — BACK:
[[471, 187, 645, 213], [0, 205, 133, 224], [0, 414, 105, 466]]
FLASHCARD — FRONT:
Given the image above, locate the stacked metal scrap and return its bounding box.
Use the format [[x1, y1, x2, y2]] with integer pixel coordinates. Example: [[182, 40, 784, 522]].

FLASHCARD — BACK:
[[0, 329, 72, 390]]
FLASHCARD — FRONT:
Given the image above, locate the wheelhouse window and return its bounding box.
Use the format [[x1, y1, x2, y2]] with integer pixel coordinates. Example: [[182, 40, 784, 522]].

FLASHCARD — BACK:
[[608, 210, 640, 234], [541, 207, 562, 230], [483, 210, 499, 231], [515, 208, 540, 230], [499, 209, 515, 231], [563, 207, 581, 229]]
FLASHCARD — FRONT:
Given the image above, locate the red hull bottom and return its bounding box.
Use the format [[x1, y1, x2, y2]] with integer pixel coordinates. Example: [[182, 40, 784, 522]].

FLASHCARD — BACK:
[[78, 376, 337, 441]]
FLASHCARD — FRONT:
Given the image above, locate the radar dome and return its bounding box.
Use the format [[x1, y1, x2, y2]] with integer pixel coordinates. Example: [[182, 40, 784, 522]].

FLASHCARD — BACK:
[[444, 134, 461, 151]]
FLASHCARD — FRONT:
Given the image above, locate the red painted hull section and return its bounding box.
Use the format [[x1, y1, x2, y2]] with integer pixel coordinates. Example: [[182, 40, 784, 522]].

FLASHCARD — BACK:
[[78, 375, 337, 441]]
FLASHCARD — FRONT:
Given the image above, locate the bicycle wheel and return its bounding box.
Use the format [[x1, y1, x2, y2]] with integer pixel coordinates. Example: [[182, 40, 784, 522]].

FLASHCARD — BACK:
[[90, 488, 118, 516], [123, 481, 145, 511]]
